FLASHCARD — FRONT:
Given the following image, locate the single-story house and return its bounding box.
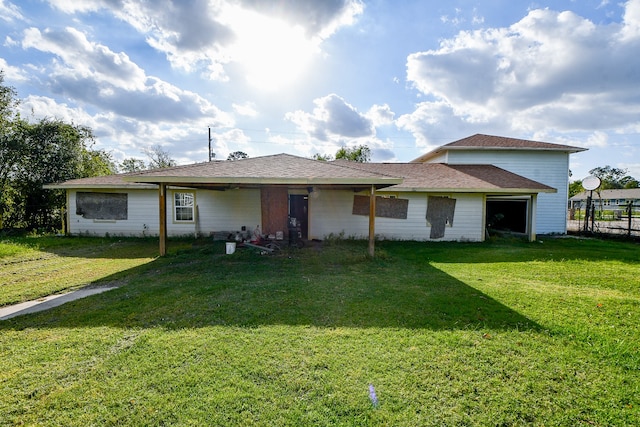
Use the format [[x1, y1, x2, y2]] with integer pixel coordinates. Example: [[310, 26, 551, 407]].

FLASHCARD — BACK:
[[569, 188, 640, 212], [45, 134, 585, 254]]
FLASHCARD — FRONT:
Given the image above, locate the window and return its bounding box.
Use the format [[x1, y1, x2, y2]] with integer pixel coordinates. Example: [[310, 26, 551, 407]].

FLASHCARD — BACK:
[[174, 192, 194, 222]]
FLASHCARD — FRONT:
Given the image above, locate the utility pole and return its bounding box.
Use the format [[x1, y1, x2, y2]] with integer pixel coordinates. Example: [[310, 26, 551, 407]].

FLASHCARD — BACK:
[[208, 127, 213, 162]]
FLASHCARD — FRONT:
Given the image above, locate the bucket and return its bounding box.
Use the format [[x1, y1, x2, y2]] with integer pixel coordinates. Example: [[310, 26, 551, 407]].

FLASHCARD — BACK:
[[225, 242, 236, 255]]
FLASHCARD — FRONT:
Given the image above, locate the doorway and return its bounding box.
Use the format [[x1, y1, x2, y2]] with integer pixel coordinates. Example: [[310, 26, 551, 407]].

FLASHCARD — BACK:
[[289, 194, 308, 239], [486, 199, 528, 234]]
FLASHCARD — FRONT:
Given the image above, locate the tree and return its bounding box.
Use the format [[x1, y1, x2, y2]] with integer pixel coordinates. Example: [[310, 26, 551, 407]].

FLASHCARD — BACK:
[[120, 158, 147, 173], [312, 153, 333, 161], [12, 118, 114, 230], [143, 145, 177, 169], [589, 166, 639, 190], [0, 72, 21, 228], [227, 151, 248, 161], [568, 180, 584, 198], [313, 145, 371, 163], [335, 145, 371, 162], [0, 71, 115, 230]]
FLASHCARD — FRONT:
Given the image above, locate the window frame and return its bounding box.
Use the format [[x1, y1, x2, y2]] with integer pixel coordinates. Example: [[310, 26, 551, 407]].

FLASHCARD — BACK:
[[173, 191, 195, 223]]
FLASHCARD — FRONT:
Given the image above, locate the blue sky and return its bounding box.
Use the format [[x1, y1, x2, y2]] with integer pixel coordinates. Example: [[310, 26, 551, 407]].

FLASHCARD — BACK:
[[1, 0, 639, 181]]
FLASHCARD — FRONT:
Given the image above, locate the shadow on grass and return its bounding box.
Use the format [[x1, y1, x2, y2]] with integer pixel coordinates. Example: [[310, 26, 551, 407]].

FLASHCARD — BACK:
[[0, 241, 542, 332], [0, 235, 196, 260]]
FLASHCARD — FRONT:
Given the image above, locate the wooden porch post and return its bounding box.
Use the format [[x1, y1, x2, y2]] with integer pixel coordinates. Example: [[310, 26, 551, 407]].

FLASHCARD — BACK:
[[159, 183, 167, 256], [528, 194, 537, 242], [368, 185, 376, 257]]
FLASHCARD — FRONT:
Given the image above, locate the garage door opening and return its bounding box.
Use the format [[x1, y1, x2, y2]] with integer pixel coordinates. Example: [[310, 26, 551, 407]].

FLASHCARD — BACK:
[[486, 199, 528, 234]]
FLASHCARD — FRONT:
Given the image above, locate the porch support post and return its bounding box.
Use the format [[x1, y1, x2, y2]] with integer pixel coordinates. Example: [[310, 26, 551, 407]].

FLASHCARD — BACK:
[[159, 183, 167, 256], [368, 185, 376, 257], [528, 194, 537, 242]]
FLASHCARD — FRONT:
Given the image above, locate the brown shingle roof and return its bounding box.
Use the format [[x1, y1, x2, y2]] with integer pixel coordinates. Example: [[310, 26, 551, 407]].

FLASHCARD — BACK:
[[411, 133, 586, 163], [46, 153, 554, 194], [334, 161, 556, 193], [124, 153, 402, 187], [44, 173, 157, 189]]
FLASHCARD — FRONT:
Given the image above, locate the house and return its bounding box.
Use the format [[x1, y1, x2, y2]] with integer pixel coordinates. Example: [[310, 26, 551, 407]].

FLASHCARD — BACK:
[[45, 134, 585, 254], [569, 188, 640, 213], [411, 134, 586, 235]]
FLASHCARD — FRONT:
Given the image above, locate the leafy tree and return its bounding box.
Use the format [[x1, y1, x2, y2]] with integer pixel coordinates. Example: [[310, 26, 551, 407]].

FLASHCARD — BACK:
[[0, 71, 115, 231], [227, 151, 248, 161], [120, 158, 147, 173], [313, 145, 371, 163], [335, 145, 371, 162], [143, 145, 177, 169], [312, 153, 333, 161], [589, 165, 638, 190], [11, 118, 113, 230], [568, 180, 584, 198], [0, 72, 21, 228]]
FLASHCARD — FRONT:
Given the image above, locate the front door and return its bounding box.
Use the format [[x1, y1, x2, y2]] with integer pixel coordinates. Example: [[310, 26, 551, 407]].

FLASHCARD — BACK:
[[289, 194, 308, 239]]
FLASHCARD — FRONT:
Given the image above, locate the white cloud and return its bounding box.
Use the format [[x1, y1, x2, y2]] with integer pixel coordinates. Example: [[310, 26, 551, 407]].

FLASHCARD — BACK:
[[22, 27, 146, 91], [396, 101, 507, 149], [233, 102, 258, 118], [44, 0, 364, 88], [286, 94, 374, 141], [20, 26, 232, 125], [366, 104, 395, 127], [405, 2, 640, 141], [0, 57, 27, 81], [0, 0, 24, 22]]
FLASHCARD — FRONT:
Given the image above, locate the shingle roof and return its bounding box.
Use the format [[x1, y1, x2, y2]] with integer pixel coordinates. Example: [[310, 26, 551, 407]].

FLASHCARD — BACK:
[[569, 188, 640, 201], [125, 153, 402, 187], [411, 134, 586, 163], [43, 173, 157, 189], [46, 153, 555, 194], [334, 161, 556, 193]]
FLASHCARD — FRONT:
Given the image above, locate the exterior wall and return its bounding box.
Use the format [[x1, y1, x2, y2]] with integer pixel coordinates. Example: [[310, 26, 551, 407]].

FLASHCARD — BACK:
[[309, 190, 485, 241], [68, 189, 158, 236], [67, 188, 261, 237], [438, 150, 570, 234], [193, 188, 262, 235]]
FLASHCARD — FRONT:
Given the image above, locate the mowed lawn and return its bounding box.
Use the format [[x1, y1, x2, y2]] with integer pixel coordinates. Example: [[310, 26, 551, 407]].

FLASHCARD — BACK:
[[0, 236, 638, 426]]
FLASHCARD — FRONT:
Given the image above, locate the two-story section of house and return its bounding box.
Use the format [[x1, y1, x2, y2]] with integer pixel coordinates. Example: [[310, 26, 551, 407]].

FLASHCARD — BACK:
[[411, 134, 587, 235]]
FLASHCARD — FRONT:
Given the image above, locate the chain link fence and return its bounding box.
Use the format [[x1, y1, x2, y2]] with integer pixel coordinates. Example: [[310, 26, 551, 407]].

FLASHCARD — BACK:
[[567, 204, 640, 238]]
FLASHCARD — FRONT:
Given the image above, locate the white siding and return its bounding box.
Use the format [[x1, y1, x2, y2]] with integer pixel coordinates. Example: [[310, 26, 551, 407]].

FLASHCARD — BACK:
[[309, 190, 485, 241], [440, 150, 570, 234], [190, 189, 261, 236], [68, 188, 262, 237], [68, 189, 158, 237]]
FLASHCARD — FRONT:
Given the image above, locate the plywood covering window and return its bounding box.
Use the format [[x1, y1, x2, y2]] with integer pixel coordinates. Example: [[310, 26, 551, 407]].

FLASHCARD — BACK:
[[174, 191, 195, 222], [352, 195, 409, 219], [76, 192, 127, 220]]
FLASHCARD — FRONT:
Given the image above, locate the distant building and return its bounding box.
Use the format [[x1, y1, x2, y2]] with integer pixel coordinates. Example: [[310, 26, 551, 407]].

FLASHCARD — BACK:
[[569, 188, 640, 212]]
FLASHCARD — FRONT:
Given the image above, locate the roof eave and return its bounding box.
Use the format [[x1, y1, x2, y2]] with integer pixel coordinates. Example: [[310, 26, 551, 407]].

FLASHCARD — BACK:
[[43, 183, 157, 190], [386, 187, 557, 194], [124, 176, 403, 186]]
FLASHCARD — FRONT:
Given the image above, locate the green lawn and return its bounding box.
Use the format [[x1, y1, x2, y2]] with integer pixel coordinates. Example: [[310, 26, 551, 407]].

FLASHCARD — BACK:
[[0, 236, 638, 426]]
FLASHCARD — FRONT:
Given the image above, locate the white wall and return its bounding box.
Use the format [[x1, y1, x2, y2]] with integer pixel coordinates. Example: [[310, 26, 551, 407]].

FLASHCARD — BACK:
[[309, 190, 485, 242], [441, 150, 570, 234], [67, 188, 262, 237], [68, 189, 158, 236]]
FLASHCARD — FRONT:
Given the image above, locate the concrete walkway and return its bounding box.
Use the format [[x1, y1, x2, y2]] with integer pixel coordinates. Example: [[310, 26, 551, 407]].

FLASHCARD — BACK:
[[0, 285, 119, 321]]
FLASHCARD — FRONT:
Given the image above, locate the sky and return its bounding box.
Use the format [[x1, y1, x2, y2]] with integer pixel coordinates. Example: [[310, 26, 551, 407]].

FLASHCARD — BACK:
[[1, 0, 639, 182]]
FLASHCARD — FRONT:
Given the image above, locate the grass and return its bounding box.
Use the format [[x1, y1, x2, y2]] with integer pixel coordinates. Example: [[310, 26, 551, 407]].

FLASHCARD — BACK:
[[0, 235, 193, 307], [0, 236, 639, 426]]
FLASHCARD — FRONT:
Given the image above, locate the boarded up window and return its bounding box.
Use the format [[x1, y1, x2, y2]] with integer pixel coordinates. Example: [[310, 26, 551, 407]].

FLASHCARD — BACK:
[[76, 192, 128, 220], [426, 196, 456, 239], [352, 195, 409, 219]]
